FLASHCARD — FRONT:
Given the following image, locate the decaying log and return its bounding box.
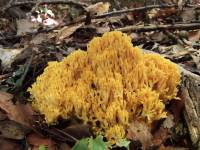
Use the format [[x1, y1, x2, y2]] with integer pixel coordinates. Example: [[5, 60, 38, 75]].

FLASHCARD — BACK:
[[144, 49, 200, 149], [180, 67, 200, 149]]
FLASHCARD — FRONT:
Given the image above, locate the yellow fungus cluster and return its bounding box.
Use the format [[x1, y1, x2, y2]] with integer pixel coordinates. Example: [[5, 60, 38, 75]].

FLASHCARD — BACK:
[[28, 31, 180, 143]]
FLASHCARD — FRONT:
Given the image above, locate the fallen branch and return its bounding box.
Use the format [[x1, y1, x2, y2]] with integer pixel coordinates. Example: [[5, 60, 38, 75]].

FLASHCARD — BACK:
[[116, 23, 200, 32], [180, 67, 200, 149], [94, 3, 200, 19], [164, 30, 186, 46], [144, 49, 200, 148], [1, 22, 200, 41], [94, 4, 176, 19]]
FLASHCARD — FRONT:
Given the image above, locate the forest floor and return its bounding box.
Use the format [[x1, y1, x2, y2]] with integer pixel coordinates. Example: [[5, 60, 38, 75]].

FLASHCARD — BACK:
[[0, 0, 200, 150]]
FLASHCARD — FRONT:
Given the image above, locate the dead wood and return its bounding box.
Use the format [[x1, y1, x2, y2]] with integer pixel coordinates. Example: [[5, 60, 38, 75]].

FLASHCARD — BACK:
[[180, 67, 200, 149], [144, 49, 200, 149], [117, 23, 200, 32]]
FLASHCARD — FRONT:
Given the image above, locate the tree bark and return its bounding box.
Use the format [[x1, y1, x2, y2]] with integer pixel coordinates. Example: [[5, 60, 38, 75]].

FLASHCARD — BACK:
[[180, 67, 200, 149]]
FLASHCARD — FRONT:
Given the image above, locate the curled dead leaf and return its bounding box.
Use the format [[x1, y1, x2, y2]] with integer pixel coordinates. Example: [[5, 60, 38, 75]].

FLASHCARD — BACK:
[[0, 120, 29, 140], [127, 121, 152, 149], [63, 124, 91, 140], [188, 30, 200, 42], [56, 23, 83, 43], [86, 2, 110, 15], [162, 114, 175, 129], [0, 92, 35, 126], [0, 47, 23, 70], [27, 132, 56, 149], [0, 137, 23, 150], [152, 127, 170, 146], [16, 19, 39, 36]]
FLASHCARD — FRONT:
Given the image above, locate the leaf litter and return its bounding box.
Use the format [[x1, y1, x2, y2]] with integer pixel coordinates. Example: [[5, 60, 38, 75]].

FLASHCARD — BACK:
[[0, 0, 200, 149]]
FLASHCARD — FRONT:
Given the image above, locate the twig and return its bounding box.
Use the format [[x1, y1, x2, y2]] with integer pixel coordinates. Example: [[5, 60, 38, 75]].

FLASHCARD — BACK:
[[94, 4, 176, 19], [1, 22, 200, 41], [3, 0, 88, 12], [116, 23, 200, 32], [93, 4, 200, 19], [164, 30, 185, 46], [59, 4, 200, 27], [53, 128, 78, 142]]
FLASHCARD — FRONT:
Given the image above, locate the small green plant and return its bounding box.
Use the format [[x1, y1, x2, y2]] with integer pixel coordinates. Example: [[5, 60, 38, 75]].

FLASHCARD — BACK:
[[72, 135, 106, 150], [72, 135, 130, 150], [38, 145, 48, 150], [116, 139, 130, 150]]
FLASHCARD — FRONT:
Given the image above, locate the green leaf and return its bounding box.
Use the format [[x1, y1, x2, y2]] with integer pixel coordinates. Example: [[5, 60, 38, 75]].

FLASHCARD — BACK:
[[72, 138, 89, 150], [116, 139, 130, 150], [38, 145, 47, 150], [88, 135, 107, 150], [46, 9, 55, 17]]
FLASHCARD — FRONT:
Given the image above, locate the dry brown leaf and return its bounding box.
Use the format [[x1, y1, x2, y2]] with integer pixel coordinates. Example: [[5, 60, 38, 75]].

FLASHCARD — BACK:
[[163, 146, 189, 150], [188, 30, 200, 42], [96, 26, 110, 34], [162, 114, 175, 129], [181, 8, 196, 23], [30, 33, 48, 45], [86, 2, 110, 15], [59, 143, 71, 150], [127, 121, 152, 149], [170, 97, 185, 123], [63, 124, 91, 140], [0, 137, 23, 150], [27, 132, 56, 147], [152, 8, 177, 19], [0, 110, 7, 121], [160, 0, 175, 4], [190, 50, 200, 69], [152, 127, 170, 146], [0, 92, 35, 126], [16, 19, 39, 35], [0, 47, 24, 69], [150, 32, 167, 42], [56, 23, 83, 43], [0, 120, 29, 140]]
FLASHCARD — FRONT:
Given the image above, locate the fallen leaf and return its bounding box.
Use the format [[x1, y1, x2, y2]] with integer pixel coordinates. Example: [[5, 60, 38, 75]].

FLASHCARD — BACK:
[[170, 97, 185, 123], [127, 121, 152, 149], [0, 137, 22, 150], [188, 30, 200, 42], [190, 50, 200, 69], [27, 132, 56, 147], [0, 47, 23, 70], [59, 143, 71, 150], [30, 33, 48, 45], [63, 124, 91, 140], [163, 146, 189, 150], [0, 92, 35, 126], [162, 114, 175, 129], [16, 19, 39, 35], [56, 23, 83, 43], [0, 120, 29, 140], [86, 2, 110, 15], [96, 26, 110, 34], [150, 32, 167, 42], [160, 0, 175, 4], [152, 127, 170, 146], [148, 8, 177, 20], [0, 110, 7, 121], [181, 8, 196, 23]]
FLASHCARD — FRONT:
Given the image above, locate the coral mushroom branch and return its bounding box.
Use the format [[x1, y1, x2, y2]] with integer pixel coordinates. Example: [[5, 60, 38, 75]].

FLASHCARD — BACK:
[[28, 31, 181, 144]]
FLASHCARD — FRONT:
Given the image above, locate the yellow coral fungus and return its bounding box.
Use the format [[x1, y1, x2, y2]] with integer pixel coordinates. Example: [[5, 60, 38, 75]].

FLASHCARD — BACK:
[[28, 31, 180, 143]]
